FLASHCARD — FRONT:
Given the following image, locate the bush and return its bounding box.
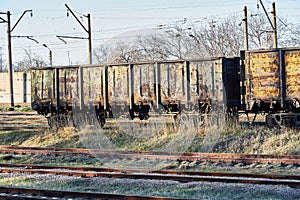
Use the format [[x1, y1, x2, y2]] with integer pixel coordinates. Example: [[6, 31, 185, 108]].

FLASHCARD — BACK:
[[6, 106, 14, 111], [20, 107, 32, 112]]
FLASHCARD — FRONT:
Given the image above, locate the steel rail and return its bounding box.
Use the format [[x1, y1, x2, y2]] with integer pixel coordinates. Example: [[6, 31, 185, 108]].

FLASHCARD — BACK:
[[0, 186, 189, 200], [0, 112, 39, 116], [1, 146, 300, 165], [0, 163, 299, 188]]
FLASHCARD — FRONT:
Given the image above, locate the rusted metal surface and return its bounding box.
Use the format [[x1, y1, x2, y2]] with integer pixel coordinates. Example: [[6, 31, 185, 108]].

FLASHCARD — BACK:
[[243, 48, 300, 113], [31, 68, 55, 103], [0, 186, 185, 200], [285, 49, 300, 99], [189, 58, 240, 110], [82, 66, 105, 106], [0, 163, 299, 188], [107, 65, 130, 116], [190, 60, 215, 108], [1, 146, 300, 165], [160, 62, 185, 105], [133, 63, 156, 105], [58, 68, 78, 106], [244, 50, 280, 102]]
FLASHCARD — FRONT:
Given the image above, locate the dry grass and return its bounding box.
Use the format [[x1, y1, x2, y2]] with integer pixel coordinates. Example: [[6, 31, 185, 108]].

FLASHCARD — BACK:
[[0, 110, 299, 155], [20, 127, 81, 148], [211, 125, 300, 155]]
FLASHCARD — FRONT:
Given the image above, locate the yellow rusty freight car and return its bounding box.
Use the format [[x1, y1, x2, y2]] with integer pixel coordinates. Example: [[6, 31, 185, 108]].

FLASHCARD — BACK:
[[241, 48, 300, 128]]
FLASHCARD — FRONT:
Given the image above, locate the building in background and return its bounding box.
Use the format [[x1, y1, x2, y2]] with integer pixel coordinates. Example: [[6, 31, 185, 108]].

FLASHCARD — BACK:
[[0, 72, 31, 104]]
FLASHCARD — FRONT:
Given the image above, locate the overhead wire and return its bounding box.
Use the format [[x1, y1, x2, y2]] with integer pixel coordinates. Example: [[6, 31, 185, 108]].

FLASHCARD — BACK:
[[1, 0, 299, 64]]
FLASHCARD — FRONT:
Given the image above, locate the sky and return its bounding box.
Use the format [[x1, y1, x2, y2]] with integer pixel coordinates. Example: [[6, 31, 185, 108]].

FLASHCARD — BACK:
[[0, 0, 299, 66]]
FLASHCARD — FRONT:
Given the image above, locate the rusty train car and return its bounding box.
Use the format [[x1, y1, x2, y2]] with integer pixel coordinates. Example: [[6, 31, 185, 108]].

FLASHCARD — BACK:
[[31, 58, 240, 129], [241, 47, 300, 128], [31, 47, 300, 129]]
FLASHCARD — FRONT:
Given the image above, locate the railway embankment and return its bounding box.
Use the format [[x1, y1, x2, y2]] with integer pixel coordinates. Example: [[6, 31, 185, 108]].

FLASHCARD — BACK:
[[0, 105, 299, 155], [0, 108, 300, 199]]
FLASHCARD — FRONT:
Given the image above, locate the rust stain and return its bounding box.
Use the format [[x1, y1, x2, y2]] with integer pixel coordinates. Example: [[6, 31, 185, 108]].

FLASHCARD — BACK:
[[285, 50, 300, 98], [245, 51, 280, 101]]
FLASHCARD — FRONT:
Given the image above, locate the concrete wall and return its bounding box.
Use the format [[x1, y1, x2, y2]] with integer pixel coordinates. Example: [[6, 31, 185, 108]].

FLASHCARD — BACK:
[[0, 72, 31, 104]]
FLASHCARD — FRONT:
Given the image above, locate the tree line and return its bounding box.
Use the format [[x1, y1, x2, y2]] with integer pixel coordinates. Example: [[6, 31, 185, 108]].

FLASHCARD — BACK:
[[0, 13, 299, 71], [93, 14, 300, 64]]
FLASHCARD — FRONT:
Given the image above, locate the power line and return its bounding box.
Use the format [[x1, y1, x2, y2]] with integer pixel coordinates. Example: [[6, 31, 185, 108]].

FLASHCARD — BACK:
[[276, 16, 300, 40]]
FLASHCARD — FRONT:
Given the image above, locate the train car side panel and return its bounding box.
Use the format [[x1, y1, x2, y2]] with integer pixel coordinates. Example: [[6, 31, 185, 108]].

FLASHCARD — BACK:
[[130, 63, 156, 119], [159, 61, 185, 114], [242, 48, 300, 128], [132, 63, 156, 104], [107, 65, 130, 117], [82, 66, 105, 107], [243, 50, 280, 112], [58, 68, 79, 110], [189, 60, 214, 112], [31, 68, 55, 115], [189, 58, 240, 114], [285, 49, 300, 103], [222, 57, 241, 109]]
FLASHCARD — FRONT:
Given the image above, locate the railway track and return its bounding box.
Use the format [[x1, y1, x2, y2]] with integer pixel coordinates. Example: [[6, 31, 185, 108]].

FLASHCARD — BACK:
[[1, 146, 300, 165], [0, 163, 299, 188], [0, 112, 48, 131], [0, 186, 187, 200]]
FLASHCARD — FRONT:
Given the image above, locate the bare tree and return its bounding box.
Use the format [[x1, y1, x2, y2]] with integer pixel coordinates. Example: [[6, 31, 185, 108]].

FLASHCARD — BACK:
[[193, 17, 243, 57], [92, 14, 298, 63], [247, 13, 274, 49], [276, 18, 300, 47], [137, 33, 170, 60], [108, 41, 145, 63], [0, 47, 6, 72], [93, 44, 112, 64], [136, 21, 205, 60], [15, 49, 48, 72]]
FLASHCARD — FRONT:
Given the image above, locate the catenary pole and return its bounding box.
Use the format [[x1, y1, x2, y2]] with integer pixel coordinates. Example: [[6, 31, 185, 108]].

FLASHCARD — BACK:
[[272, 2, 278, 48], [64, 4, 92, 64], [0, 10, 33, 106], [243, 6, 249, 50], [6, 11, 14, 106]]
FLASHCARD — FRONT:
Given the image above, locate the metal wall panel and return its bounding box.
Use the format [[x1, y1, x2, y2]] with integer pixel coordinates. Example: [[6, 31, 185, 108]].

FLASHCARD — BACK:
[[285, 49, 300, 99], [82, 66, 105, 106], [159, 62, 185, 103], [222, 57, 241, 108], [189, 60, 213, 105], [107, 65, 130, 105], [242, 48, 300, 112], [58, 68, 79, 106], [132, 63, 156, 104], [244, 51, 280, 102], [31, 69, 55, 102], [189, 59, 223, 107], [189, 58, 240, 110]]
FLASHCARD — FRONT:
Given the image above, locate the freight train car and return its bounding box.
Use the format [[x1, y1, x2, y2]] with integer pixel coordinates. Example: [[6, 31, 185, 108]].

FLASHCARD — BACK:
[[240, 47, 300, 128], [31, 57, 240, 129], [32, 66, 80, 128], [189, 58, 240, 116]]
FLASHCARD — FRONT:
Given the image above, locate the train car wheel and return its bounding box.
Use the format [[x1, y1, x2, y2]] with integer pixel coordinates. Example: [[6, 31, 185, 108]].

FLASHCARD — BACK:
[[129, 109, 135, 120], [98, 117, 106, 127], [266, 114, 280, 129], [138, 114, 144, 120], [144, 113, 150, 120]]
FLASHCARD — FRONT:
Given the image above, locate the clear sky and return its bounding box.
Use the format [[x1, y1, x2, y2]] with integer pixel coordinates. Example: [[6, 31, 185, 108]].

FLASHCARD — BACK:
[[1, 0, 299, 66]]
